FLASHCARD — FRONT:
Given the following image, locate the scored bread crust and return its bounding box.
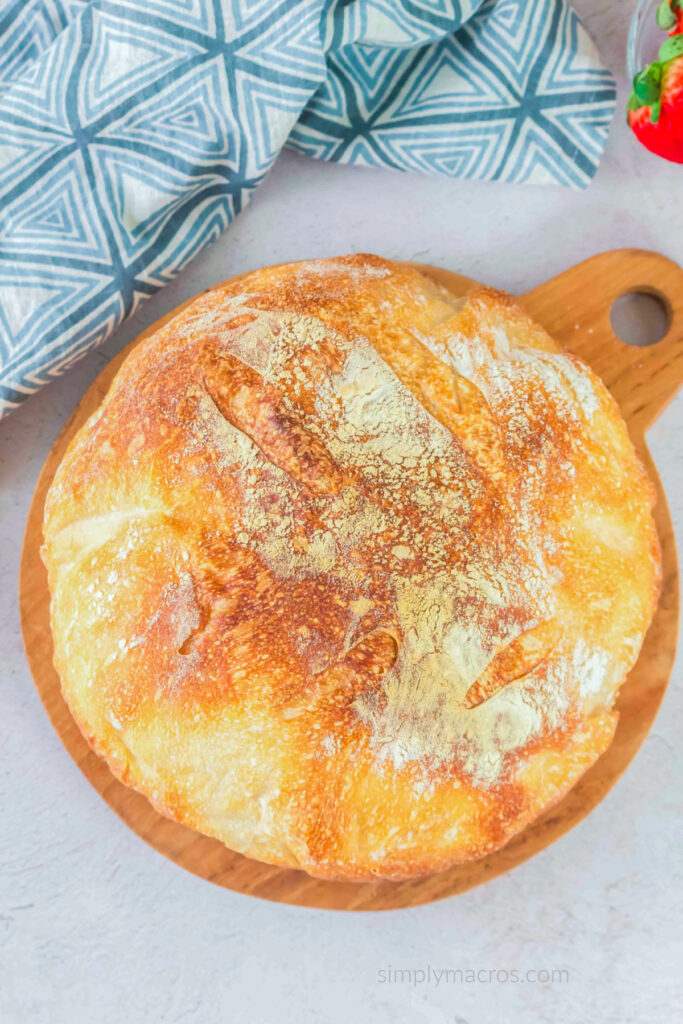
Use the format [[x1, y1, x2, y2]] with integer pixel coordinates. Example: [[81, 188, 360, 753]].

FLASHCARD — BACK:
[[42, 255, 661, 881]]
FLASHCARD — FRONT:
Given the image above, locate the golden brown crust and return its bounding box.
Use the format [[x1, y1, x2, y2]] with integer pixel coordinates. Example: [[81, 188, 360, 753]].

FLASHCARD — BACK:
[[42, 255, 660, 880]]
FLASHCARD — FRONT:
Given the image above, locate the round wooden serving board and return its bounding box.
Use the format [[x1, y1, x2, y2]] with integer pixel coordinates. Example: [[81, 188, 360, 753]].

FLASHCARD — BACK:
[[20, 249, 683, 911]]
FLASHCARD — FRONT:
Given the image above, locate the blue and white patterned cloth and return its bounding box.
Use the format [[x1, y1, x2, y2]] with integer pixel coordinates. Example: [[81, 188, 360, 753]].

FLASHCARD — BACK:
[[0, 0, 616, 417]]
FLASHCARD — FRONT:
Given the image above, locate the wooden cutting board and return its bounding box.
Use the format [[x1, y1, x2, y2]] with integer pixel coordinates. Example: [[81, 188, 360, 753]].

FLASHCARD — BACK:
[[19, 248, 683, 911]]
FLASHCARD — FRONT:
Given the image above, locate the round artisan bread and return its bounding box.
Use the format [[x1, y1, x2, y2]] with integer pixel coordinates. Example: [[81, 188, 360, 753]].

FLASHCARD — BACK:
[[42, 255, 661, 881]]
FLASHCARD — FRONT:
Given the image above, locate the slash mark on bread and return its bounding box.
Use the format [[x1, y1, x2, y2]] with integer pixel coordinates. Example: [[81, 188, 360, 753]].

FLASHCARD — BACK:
[[205, 353, 345, 495], [465, 620, 560, 708], [282, 629, 399, 717]]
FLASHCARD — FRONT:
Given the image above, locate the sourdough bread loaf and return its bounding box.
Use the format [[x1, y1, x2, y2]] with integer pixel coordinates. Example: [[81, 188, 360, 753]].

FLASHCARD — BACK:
[[42, 256, 661, 880]]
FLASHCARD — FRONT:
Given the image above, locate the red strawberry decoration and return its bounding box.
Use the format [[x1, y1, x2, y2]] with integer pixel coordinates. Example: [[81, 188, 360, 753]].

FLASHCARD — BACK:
[[657, 0, 683, 34], [628, 34, 683, 163]]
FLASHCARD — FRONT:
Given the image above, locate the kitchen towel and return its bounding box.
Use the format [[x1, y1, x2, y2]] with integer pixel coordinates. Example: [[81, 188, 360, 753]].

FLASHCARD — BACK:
[[0, 0, 616, 416]]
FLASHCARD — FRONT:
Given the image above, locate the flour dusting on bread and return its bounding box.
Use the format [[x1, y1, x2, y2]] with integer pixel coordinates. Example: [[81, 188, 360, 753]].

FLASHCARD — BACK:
[[42, 255, 660, 880]]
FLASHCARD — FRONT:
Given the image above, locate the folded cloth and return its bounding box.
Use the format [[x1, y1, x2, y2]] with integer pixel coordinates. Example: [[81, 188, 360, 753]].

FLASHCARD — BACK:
[[0, 0, 615, 417]]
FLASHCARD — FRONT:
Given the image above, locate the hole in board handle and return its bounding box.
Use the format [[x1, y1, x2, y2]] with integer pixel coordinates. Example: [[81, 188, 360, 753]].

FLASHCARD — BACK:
[[610, 290, 671, 348]]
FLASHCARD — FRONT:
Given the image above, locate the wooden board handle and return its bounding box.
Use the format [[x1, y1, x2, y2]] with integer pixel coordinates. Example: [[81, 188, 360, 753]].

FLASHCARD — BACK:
[[522, 248, 683, 436]]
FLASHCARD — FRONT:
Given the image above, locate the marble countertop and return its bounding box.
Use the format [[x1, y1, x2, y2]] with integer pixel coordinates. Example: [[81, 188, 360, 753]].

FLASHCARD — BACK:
[[1, 4, 681, 1022]]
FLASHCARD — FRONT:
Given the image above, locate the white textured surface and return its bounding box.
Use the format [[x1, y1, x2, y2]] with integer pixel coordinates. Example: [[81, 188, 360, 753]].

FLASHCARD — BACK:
[[1, 6, 682, 1022]]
